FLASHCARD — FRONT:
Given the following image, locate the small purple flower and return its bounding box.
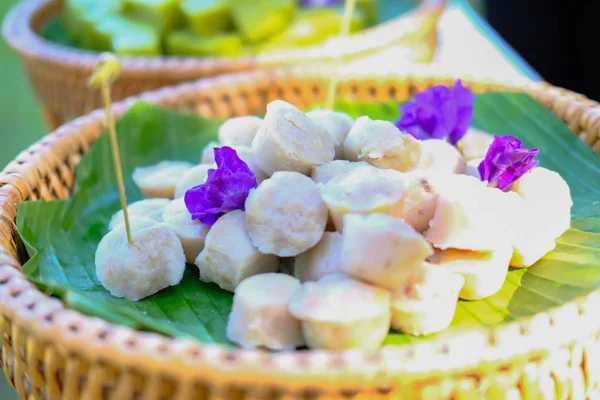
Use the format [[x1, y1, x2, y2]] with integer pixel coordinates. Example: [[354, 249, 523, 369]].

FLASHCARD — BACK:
[[300, 0, 342, 6], [395, 80, 475, 145], [478, 135, 539, 191], [184, 146, 257, 226]]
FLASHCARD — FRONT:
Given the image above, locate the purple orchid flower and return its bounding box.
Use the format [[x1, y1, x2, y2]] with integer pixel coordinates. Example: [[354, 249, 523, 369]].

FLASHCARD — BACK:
[[478, 135, 539, 191], [184, 146, 257, 226], [395, 79, 475, 145]]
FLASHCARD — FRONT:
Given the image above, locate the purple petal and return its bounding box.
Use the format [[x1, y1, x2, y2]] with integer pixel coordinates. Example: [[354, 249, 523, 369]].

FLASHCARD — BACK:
[[300, 0, 342, 6], [431, 95, 458, 139], [478, 135, 539, 191], [451, 80, 476, 107], [214, 146, 254, 176], [395, 79, 475, 143], [449, 105, 473, 145], [447, 80, 475, 144], [184, 146, 257, 226]]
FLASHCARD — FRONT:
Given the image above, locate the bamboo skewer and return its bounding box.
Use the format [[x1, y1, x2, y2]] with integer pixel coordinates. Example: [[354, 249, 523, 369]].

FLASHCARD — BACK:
[[87, 53, 133, 244], [324, 0, 358, 110]]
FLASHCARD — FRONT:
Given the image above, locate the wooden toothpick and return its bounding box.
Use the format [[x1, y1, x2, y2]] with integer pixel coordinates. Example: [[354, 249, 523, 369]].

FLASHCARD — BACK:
[[88, 53, 133, 244], [324, 0, 357, 110]]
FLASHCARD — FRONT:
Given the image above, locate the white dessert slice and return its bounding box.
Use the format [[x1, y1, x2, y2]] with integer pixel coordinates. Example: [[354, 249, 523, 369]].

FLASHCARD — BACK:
[[318, 167, 407, 231], [174, 164, 214, 199], [306, 109, 354, 159], [252, 100, 335, 176], [311, 161, 378, 230], [195, 210, 279, 292], [95, 217, 186, 301], [162, 198, 210, 264], [132, 161, 193, 199], [340, 213, 433, 290], [295, 232, 342, 283], [429, 247, 512, 300], [310, 160, 374, 185], [463, 157, 483, 179], [232, 146, 268, 184], [397, 170, 441, 233], [200, 141, 220, 164], [226, 273, 304, 350], [509, 167, 573, 268], [391, 263, 464, 336], [511, 167, 572, 239], [108, 198, 170, 230], [218, 116, 263, 147], [245, 171, 328, 257], [511, 224, 558, 269], [457, 128, 494, 161], [425, 174, 519, 251], [413, 139, 465, 174], [344, 116, 421, 171], [288, 273, 391, 350]]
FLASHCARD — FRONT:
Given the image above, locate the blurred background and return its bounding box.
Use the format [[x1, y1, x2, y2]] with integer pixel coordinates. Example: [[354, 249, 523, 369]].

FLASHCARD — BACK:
[[0, 0, 591, 397], [485, 0, 600, 105]]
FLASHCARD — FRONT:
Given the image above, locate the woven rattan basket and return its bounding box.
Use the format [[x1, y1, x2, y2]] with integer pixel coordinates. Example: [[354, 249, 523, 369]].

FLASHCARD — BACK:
[[2, 65, 600, 400], [2, 0, 444, 131]]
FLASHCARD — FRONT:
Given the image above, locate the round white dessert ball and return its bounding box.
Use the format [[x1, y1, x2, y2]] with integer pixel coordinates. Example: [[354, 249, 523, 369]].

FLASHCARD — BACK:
[[414, 139, 465, 174], [109, 198, 170, 230], [390, 263, 464, 336], [306, 108, 354, 159], [195, 210, 279, 292], [132, 161, 193, 199], [218, 116, 263, 147], [289, 273, 391, 350], [340, 213, 433, 290], [162, 198, 210, 264], [310, 160, 374, 185], [252, 100, 335, 176], [245, 171, 328, 257], [295, 231, 343, 283], [344, 116, 421, 171], [226, 273, 304, 350], [95, 217, 186, 301], [174, 164, 214, 199]]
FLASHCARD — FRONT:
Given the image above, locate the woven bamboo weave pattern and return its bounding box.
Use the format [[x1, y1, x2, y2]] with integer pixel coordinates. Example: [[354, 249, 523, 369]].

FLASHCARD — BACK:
[[2, 0, 444, 130], [1, 66, 600, 400]]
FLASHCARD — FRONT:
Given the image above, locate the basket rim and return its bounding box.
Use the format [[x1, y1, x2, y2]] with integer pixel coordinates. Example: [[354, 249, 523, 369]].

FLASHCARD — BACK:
[[1, 0, 444, 77], [2, 65, 600, 389]]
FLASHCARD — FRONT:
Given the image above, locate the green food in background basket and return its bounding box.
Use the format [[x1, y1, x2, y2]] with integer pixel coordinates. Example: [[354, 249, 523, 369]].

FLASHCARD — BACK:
[[59, 0, 379, 56], [92, 15, 161, 55], [166, 30, 243, 56], [261, 7, 366, 50], [180, 0, 232, 37], [229, 0, 297, 44], [122, 0, 182, 34], [63, 0, 123, 50]]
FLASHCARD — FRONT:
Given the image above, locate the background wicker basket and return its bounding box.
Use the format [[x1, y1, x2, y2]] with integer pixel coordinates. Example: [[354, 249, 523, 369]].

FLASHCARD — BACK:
[[2, 0, 444, 131], [1, 65, 600, 399]]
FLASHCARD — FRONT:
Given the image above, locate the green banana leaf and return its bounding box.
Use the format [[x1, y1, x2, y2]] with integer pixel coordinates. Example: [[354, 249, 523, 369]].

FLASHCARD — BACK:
[[16, 91, 600, 347], [17, 104, 234, 344]]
